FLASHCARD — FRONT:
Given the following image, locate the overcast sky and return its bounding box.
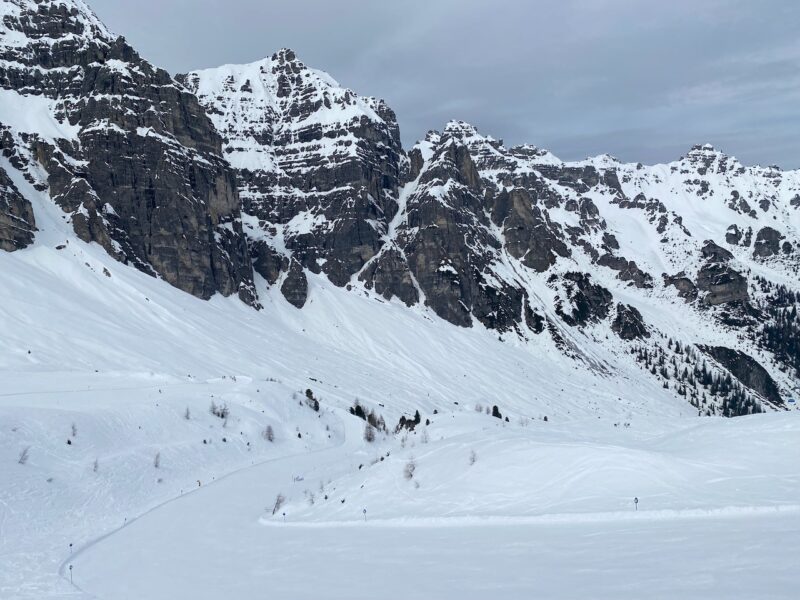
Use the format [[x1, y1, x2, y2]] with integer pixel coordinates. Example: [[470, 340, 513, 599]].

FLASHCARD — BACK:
[[89, 0, 800, 168]]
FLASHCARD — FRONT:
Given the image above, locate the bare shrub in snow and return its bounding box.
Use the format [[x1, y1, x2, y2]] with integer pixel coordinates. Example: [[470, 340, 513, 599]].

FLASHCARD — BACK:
[[263, 425, 275, 442], [209, 401, 229, 420], [474, 403, 483, 413], [364, 424, 376, 443], [154, 452, 161, 469], [184, 407, 191, 420], [93, 458, 99, 473], [420, 429, 430, 444], [272, 493, 286, 515], [469, 449, 477, 466], [71, 423, 77, 437], [403, 458, 416, 480], [18, 446, 30, 465]]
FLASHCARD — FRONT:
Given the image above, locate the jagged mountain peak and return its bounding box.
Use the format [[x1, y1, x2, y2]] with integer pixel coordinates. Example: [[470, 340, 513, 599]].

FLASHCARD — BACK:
[[184, 48, 405, 293], [0, 0, 258, 305], [1, 0, 114, 47], [442, 119, 500, 145], [272, 46, 300, 64]]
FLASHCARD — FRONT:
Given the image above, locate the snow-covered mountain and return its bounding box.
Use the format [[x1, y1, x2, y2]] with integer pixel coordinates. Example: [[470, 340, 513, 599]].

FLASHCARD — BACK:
[[2, 1, 798, 419], [0, 0, 256, 303], [179, 50, 404, 304], [178, 52, 799, 417], [2, 2, 800, 598]]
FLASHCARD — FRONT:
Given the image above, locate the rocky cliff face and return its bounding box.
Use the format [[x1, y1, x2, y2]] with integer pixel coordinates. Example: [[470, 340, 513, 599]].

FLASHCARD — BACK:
[[0, 0, 257, 304], [0, 164, 35, 251], [180, 50, 403, 307]]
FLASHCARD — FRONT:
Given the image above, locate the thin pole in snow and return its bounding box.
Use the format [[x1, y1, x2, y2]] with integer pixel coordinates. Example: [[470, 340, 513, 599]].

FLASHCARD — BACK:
[[282, 512, 286, 523], [69, 564, 73, 585], [363, 508, 367, 522], [634, 497, 639, 511], [69, 542, 73, 556]]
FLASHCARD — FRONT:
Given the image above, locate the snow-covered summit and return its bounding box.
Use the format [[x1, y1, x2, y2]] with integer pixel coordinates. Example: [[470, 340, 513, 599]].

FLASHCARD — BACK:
[[182, 49, 397, 173], [0, 0, 113, 48], [182, 48, 404, 291]]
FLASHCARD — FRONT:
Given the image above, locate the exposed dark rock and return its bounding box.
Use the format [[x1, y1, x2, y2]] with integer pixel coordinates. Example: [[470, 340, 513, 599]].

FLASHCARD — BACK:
[[182, 49, 404, 291], [663, 273, 698, 301], [359, 248, 419, 306], [602, 232, 620, 251], [553, 272, 613, 327], [280, 260, 308, 308], [251, 239, 287, 285], [701, 240, 733, 263], [700, 346, 783, 406], [753, 227, 784, 258], [1, 0, 257, 304], [726, 225, 743, 246], [0, 165, 35, 251], [597, 253, 653, 288], [694, 240, 749, 305], [491, 187, 570, 272], [524, 300, 545, 334], [612, 303, 650, 340], [696, 263, 749, 306]]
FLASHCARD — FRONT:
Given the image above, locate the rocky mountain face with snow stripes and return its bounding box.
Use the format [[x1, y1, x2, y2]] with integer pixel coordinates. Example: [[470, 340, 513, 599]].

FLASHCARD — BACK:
[[2, 0, 798, 417], [178, 49, 404, 306], [0, 0, 257, 304]]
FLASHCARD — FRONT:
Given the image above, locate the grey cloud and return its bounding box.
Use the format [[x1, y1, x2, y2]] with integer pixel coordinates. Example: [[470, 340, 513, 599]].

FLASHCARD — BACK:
[[89, 0, 800, 167]]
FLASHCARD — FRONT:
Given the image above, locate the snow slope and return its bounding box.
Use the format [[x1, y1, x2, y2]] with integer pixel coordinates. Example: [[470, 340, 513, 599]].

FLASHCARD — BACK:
[[1, 150, 799, 598]]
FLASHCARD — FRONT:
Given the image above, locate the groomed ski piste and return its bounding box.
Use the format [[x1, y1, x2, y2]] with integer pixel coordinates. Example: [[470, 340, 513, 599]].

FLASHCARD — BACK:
[[2, 161, 799, 599]]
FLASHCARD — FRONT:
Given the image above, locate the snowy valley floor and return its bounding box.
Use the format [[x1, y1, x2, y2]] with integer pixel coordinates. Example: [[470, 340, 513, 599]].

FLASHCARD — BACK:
[[4, 375, 799, 600], [3, 377, 800, 600], [72, 411, 800, 600], [1, 198, 799, 598]]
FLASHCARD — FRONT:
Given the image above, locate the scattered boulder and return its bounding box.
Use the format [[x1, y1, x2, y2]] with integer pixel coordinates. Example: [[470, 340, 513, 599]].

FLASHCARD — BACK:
[[753, 227, 784, 258]]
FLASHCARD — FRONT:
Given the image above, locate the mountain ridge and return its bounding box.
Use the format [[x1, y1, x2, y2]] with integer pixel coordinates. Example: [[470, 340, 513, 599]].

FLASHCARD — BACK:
[[1, 3, 798, 418]]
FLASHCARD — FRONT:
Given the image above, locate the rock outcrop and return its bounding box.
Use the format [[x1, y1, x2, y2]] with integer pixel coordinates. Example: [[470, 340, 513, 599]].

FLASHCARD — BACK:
[[612, 303, 650, 340], [0, 164, 35, 251], [180, 50, 403, 301], [0, 0, 257, 304], [700, 346, 783, 407]]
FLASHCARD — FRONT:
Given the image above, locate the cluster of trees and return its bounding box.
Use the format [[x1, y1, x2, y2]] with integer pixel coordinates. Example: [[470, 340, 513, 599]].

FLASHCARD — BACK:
[[304, 389, 320, 412], [755, 279, 800, 378], [395, 410, 422, 433], [350, 400, 387, 433], [633, 341, 761, 416]]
